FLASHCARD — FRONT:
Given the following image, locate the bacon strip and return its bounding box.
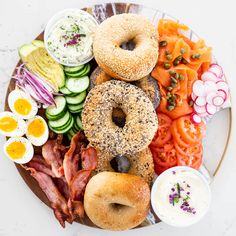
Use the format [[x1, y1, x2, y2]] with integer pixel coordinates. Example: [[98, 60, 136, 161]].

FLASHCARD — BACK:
[[81, 147, 98, 170], [68, 199, 84, 221], [53, 177, 70, 200], [63, 132, 87, 184], [69, 170, 91, 201], [29, 169, 70, 228]]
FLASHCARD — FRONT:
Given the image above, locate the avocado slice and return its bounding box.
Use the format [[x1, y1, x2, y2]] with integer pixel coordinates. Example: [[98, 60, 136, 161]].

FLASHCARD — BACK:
[[18, 41, 65, 91]]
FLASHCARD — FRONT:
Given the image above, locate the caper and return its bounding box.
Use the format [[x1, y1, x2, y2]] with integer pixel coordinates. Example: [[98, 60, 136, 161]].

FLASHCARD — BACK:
[[165, 50, 170, 55], [164, 63, 171, 69], [180, 48, 186, 54], [179, 74, 184, 81], [171, 77, 178, 84], [191, 53, 201, 59], [159, 40, 167, 47], [189, 100, 194, 106], [169, 70, 176, 76], [167, 86, 173, 91], [173, 55, 183, 66], [167, 105, 175, 111], [171, 82, 177, 88], [166, 92, 171, 97], [174, 73, 179, 80], [182, 58, 188, 64], [166, 54, 172, 61]]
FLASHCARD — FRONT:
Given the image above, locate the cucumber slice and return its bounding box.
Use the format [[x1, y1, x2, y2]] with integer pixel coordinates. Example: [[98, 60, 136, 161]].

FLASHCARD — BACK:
[[64, 64, 84, 74], [49, 117, 74, 134], [66, 76, 89, 93], [65, 91, 86, 105], [48, 111, 71, 129], [68, 103, 84, 113], [75, 115, 83, 130], [46, 96, 67, 120], [67, 132, 72, 141], [72, 125, 80, 133], [68, 128, 76, 137], [59, 86, 73, 95], [65, 64, 90, 78], [32, 40, 45, 48]]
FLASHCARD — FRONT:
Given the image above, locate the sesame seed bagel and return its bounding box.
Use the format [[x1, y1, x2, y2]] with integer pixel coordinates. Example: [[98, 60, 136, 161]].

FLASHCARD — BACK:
[[89, 66, 161, 109], [82, 80, 158, 155], [93, 13, 159, 81], [84, 172, 150, 230], [93, 147, 154, 185]]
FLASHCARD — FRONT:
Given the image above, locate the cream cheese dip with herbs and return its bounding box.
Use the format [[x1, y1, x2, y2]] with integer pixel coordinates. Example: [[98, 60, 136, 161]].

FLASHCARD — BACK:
[[45, 9, 98, 66], [151, 167, 211, 227]]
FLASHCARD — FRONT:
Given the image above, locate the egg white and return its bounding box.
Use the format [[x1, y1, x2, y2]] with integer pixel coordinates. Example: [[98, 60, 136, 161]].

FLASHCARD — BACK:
[[4, 137, 34, 164], [8, 89, 38, 119], [26, 116, 49, 146], [0, 111, 26, 137]]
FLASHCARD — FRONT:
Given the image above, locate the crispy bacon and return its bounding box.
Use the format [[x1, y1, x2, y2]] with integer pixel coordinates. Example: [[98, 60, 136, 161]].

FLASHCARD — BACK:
[[29, 169, 70, 228], [81, 147, 98, 170], [68, 199, 84, 221], [63, 132, 87, 184], [53, 177, 70, 200], [42, 135, 67, 178], [69, 170, 91, 201]]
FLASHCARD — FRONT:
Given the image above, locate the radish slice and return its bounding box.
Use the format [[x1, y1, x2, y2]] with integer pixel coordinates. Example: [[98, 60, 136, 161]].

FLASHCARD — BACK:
[[191, 93, 198, 101], [204, 81, 217, 93], [206, 92, 216, 105], [198, 112, 208, 118], [194, 103, 206, 114], [206, 103, 217, 115], [192, 80, 206, 96], [212, 96, 224, 107], [217, 89, 228, 100], [216, 81, 229, 92], [201, 71, 218, 82], [190, 113, 202, 124], [195, 96, 207, 106], [209, 64, 224, 78]]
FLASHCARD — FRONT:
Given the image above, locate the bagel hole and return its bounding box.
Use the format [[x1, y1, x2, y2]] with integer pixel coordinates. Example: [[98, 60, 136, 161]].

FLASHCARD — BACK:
[[120, 39, 135, 51], [110, 155, 131, 173], [112, 107, 126, 128], [110, 203, 130, 211]]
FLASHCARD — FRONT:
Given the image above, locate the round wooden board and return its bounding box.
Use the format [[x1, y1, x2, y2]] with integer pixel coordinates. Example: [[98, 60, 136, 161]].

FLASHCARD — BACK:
[[4, 2, 232, 229]]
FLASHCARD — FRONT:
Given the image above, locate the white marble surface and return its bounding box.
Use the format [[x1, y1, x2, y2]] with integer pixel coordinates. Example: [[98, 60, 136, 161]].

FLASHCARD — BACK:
[[0, 0, 236, 235]]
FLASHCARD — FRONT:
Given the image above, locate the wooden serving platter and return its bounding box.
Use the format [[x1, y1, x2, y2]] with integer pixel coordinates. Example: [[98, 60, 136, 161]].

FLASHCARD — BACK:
[[4, 2, 232, 229]]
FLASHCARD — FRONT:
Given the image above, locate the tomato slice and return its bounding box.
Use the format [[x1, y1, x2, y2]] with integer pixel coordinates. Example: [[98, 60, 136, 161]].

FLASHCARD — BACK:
[[176, 152, 202, 170], [171, 121, 190, 147], [150, 140, 177, 175], [176, 115, 206, 145], [151, 113, 172, 147], [174, 142, 203, 157]]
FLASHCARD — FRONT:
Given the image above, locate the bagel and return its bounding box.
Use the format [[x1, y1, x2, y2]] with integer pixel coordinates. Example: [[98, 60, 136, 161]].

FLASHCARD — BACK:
[[82, 80, 158, 155], [89, 66, 161, 109], [94, 147, 154, 185], [93, 13, 159, 81], [84, 172, 150, 230]]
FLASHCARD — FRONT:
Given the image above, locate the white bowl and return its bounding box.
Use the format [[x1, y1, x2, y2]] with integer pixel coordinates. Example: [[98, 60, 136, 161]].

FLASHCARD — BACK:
[[44, 8, 98, 67], [151, 166, 211, 227]]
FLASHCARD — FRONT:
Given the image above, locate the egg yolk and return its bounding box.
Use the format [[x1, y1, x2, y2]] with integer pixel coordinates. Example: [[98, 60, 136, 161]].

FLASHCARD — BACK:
[[0, 117, 17, 132], [14, 98, 32, 116], [6, 141, 26, 160], [28, 118, 45, 137]]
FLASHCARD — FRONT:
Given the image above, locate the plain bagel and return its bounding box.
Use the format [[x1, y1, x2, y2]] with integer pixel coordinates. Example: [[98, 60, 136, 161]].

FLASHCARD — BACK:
[[82, 80, 158, 155], [93, 13, 159, 81], [84, 172, 150, 230]]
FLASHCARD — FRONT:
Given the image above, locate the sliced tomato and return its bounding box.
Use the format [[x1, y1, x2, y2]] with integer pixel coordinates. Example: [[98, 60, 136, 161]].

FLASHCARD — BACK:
[[150, 140, 177, 175], [176, 152, 202, 170], [176, 115, 206, 145], [174, 142, 203, 156], [170, 121, 190, 147], [151, 113, 172, 147]]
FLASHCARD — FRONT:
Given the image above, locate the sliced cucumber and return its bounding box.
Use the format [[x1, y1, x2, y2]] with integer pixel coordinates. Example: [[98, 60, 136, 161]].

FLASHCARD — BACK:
[[65, 91, 86, 105], [66, 76, 89, 93], [46, 96, 67, 120], [49, 117, 74, 134], [68, 128, 76, 137], [72, 125, 79, 133], [65, 64, 90, 78], [59, 86, 73, 95], [75, 115, 83, 130], [48, 111, 71, 129], [32, 40, 45, 48], [64, 64, 84, 74], [67, 132, 72, 141], [68, 103, 84, 113]]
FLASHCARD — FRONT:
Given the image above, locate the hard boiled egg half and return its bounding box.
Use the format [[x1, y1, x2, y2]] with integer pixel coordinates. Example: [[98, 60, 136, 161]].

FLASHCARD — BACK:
[[4, 137, 34, 164], [8, 89, 38, 119], [26, 116, 49, 146], [0, 111, 26, 137]]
